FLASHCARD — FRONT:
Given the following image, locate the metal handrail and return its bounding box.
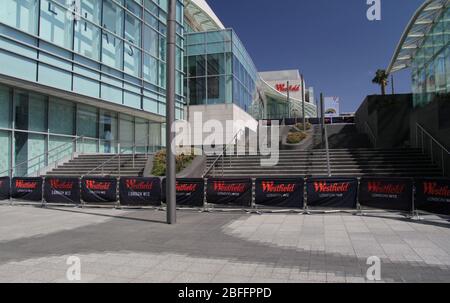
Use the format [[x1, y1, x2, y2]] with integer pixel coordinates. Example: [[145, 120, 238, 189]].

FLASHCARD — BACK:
[[83, 152, 123, 178], [0, 135, 83, 177], [82, 142, 159, 178], [416, 123, 450, 176], [364, 122, 377, 147], [203, 129, 245, 178], [324, 125, 332, 177]]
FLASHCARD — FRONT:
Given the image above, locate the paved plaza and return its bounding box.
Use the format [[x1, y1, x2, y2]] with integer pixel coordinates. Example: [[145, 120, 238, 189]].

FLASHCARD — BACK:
[[0, 204, 450, 283]]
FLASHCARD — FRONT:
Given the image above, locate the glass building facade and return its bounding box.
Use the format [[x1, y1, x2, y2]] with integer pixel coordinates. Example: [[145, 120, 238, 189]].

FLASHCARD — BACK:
[[411, 7, 450, 107], [0, 0, 183, 176], [184, 29, 261, 116], [0, 83, 164, 176]]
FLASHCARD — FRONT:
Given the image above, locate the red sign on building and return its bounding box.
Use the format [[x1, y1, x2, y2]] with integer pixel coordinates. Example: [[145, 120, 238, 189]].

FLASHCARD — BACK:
[[275, 83, 301, 92]]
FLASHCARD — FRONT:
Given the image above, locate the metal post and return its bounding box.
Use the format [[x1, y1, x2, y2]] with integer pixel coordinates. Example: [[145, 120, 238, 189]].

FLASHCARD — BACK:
[[430, 138, 433, 164], [320, 93, 325, 148], [301, 74, 306, 131], [133, 144, 136, 169], [166, 0, 177, 225], [287, 81, 290, 119], [391, 75, 395, 95], [118, 143, 121, 177]]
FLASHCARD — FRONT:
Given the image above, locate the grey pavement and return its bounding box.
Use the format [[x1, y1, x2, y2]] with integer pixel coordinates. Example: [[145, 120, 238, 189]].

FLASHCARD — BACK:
[[0, 204, 450, 283]]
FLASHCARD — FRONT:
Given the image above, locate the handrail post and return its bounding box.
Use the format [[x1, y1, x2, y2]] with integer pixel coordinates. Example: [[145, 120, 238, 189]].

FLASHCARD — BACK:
[[133, 144, 136, 169], [442, 149, 445, 176]]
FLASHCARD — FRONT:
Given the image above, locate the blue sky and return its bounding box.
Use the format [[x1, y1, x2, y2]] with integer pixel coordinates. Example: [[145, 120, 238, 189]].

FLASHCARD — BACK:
[[206, 0, 423, 112]]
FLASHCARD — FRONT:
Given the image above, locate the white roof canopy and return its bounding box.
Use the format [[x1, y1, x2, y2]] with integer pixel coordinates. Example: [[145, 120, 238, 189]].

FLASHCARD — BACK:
[[184, 0, 225, 31], [387, 0, 449, 74]]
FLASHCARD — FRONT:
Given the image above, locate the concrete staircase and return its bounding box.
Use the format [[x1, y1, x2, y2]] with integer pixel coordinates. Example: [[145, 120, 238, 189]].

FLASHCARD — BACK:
[[45, 154, 149, 177], [205, 148, 443, 178], [312, 124, 372, 149]]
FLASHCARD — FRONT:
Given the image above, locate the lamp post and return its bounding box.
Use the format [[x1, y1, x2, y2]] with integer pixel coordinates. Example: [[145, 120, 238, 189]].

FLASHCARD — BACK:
[[287, 81, 291, 120], [301, 74, 306, 131], [166, 0, 176, 225]]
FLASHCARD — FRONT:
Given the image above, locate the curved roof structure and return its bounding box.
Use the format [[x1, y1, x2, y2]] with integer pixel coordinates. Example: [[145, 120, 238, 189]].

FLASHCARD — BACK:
[[387, 0, 449, 74], [184, 0, 225, 31], [260, 79, 317, 118]]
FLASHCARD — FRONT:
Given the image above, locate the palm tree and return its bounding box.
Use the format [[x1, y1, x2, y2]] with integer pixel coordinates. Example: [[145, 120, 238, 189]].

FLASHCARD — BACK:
[[372, 69, 389, 95]]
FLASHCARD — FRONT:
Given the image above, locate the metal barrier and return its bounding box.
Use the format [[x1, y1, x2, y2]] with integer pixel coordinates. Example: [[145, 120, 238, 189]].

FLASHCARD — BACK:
[[2, 176, 449, 222]]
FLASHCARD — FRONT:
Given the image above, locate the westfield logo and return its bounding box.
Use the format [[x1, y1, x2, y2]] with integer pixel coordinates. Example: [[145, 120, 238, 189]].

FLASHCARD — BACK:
[[423, 182, 450, 197], [176, 183, 197, 192], [126, 179, 153, 190], [314, 182, 350, 193], [275, 84, 300, 92], [262, 182, 295, 193], [367, 182, 405, 194], [15, 180, 38, 189], [50, 179, 74, 190], [86, 180, 111, 191], [213, 182, 246, 193]]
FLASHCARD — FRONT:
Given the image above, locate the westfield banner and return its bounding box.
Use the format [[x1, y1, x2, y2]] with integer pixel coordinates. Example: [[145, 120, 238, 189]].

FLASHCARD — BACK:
[[255, 178, 304, 208], [11, 177, 43, 201], [359, 177, 413, 212], [162, 178, 204, 207], [81, 177, 117, 203], [415, 178, 450, 215], [119, 177, 161, 206], [44, 177, 80, 204], [306, 177, 358, 208], [0, 177, 10, 200], [206, 178, 252, 207]]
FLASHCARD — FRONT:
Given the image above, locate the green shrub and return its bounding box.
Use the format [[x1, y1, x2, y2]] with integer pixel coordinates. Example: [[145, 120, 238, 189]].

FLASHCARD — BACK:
[[295, 122, 312, 131], [287, 132, 307, 144], [151, 149, 196, 176]]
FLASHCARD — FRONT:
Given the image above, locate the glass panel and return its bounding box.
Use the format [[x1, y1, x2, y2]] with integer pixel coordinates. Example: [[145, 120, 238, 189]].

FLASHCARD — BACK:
[[119, 114, 134, 153], [0, 85, 12, 129], [143, 25, 158, 57], [102, 0, 123, 38], [124, 42, 141, 77], [15, 132, 46, 177], [76, 104, 98, 138], [125, 11, 141, 46], [188, 77, 206, 105], [102, 30, 124, 69], [77, 138, 98, 153], [99, 110, 118, 153], [125, 0, 142, 18], [135, 118, 148, 152], [40, 0, 73, 48], [74, 18, 101, 60], [149, 123, 161, 152], [188, 55, 206, 77], [48, 136, 73, 166], [1, 0, 39, 35], [207, 53, 225, 76], [0, 131, 11, 176], [14, 91, 47, 132], [207, 76, 225, 104], [48, 98, 74, 135], [80, 0, 101, 23], [143, 54, 158, 85]]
